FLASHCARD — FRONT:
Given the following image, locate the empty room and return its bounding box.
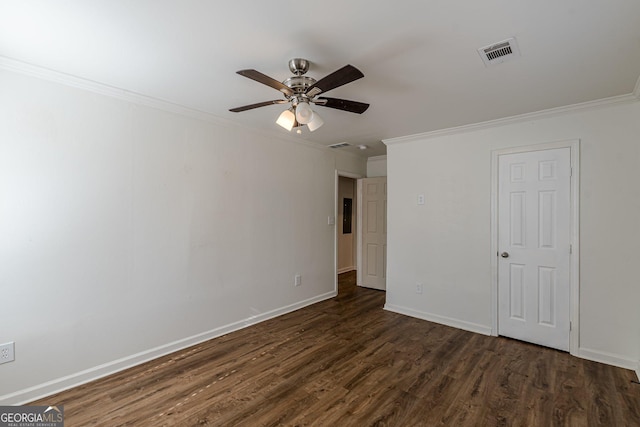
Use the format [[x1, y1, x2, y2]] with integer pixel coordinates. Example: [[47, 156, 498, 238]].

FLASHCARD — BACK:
[[1, 1, 639, 425]]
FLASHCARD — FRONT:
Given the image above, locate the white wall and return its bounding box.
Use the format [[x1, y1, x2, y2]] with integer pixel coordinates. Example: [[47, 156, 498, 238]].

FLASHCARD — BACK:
[[0, 68, 366, 404], [385, 98, 640, 369], [337, 177, 356, 273], [366, 155, 387, 177]]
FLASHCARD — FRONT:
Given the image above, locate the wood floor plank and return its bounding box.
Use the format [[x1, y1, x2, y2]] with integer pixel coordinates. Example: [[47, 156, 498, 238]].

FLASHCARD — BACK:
[[30, 271, 640, 426]]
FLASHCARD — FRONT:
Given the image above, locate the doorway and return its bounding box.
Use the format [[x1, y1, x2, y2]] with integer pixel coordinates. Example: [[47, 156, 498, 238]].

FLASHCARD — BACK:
[[491, 140, 580, 354], [335, 172, 362, 295], [337, 176, 357, 274]]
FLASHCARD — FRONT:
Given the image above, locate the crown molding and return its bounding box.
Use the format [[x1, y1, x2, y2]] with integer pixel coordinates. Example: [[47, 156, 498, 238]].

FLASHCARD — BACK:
[[0, 55, 338, 154], [0, 55, 230, 125], [4, 55, 637, 154], [367, 155, 387, 162], [384, 90, 640, 146]]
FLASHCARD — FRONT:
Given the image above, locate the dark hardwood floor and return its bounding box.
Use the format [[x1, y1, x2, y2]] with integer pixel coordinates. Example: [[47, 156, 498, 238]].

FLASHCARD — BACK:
[[32, 271, 640, 426]]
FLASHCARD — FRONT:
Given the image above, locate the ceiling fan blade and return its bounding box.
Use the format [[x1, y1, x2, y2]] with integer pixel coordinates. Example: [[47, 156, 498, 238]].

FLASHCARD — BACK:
[[229, 99, 287, 113], [305, 65, 364, 97], [314, 97, 369, 114], [236, 69, 294, 96]]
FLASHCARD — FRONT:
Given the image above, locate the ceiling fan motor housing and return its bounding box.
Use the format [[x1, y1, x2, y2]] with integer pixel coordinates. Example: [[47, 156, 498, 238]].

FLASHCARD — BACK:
[[283, 75, 316, 94]]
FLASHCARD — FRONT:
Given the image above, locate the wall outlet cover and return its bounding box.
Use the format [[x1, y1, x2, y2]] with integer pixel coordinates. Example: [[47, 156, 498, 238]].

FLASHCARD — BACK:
[[0, 342, 15, 364]]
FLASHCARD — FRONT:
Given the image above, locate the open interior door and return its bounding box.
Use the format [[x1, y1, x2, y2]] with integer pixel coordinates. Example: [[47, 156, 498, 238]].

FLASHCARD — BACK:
[[358, 177, 387, 290]]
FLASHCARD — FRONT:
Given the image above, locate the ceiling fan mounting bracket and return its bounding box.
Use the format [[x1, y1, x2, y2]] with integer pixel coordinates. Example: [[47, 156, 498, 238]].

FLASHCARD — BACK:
[[288, 58, 310, 75]]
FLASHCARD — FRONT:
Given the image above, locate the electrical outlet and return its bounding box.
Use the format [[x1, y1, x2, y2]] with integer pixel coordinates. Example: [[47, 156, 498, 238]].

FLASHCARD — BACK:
[[0, 342, 15, 364], [294, 274, 302, 287], [415, 283, 423, 294]]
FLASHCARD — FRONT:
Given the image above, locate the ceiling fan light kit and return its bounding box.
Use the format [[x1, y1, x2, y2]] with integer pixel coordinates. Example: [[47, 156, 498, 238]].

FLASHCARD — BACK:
[[306, 112, 324, 132], [276, 108, 296, 131], [230, 58, 369, 133], [294, 101, 314, 124]]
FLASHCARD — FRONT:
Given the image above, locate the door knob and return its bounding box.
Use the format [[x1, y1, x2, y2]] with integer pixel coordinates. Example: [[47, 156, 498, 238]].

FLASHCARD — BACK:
[[501, 252, 509, 258]]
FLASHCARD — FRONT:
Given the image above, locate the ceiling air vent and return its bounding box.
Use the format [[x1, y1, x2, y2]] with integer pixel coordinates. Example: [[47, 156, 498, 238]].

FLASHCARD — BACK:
[[329, 142, 351, 149], [478, 37, 520, 67]]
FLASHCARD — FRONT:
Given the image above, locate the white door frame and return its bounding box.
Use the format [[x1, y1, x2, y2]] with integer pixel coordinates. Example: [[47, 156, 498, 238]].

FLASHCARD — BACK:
[[335, 170, 363, 294], [490, 139, 580, 355]]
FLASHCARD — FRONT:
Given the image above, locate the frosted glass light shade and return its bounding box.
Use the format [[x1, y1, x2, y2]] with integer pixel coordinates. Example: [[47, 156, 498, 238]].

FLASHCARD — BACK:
[[276, 108, 296, 131], [295, 102, 314, 124], [307, 112, 324, 132]]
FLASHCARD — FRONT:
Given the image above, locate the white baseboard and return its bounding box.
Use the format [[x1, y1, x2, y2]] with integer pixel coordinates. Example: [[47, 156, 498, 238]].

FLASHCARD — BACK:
[[0, 290, 337, 406], [337, 266, 356, 274], [385, 304, 640, 375], [384, 303, 492, 336], [575, 347, 640, 371]]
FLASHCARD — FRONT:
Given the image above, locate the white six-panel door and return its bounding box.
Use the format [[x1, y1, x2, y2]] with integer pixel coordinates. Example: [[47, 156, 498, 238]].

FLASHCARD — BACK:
[[498, 148, 571, 351], [359, 177, 387, 290]]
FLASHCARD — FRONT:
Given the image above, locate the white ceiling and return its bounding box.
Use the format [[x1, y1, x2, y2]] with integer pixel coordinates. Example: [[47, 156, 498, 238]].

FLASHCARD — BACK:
[[1, 1, 639, 158]]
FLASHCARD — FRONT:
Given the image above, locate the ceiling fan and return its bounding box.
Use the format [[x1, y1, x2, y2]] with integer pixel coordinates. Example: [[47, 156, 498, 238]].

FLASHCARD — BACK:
[[229, 58, 369, 133]]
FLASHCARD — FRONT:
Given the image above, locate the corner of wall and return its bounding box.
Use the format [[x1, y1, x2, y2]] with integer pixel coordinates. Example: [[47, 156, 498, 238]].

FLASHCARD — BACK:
[[366, 155, 387, 178], [575, 347, 640, 372], [383, 303, 492, 336], [334, 150, 368, 177]]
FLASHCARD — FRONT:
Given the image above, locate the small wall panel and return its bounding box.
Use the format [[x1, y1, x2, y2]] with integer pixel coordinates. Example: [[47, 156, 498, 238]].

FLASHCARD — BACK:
[[510, 163, 526, 183], [509, 264, 526, 321], [367, 201, 377, 233], [510, 192, 526, 247], [538, 267, 556, 326], [539, 191, 556, 249], [538, 160, 557, 181], [367, 244, 377, 276]]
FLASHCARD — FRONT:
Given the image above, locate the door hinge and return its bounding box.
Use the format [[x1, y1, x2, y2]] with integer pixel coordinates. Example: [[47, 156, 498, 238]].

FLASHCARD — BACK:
[[570, 321, 572, 331], [569, 244, 572, 254]]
